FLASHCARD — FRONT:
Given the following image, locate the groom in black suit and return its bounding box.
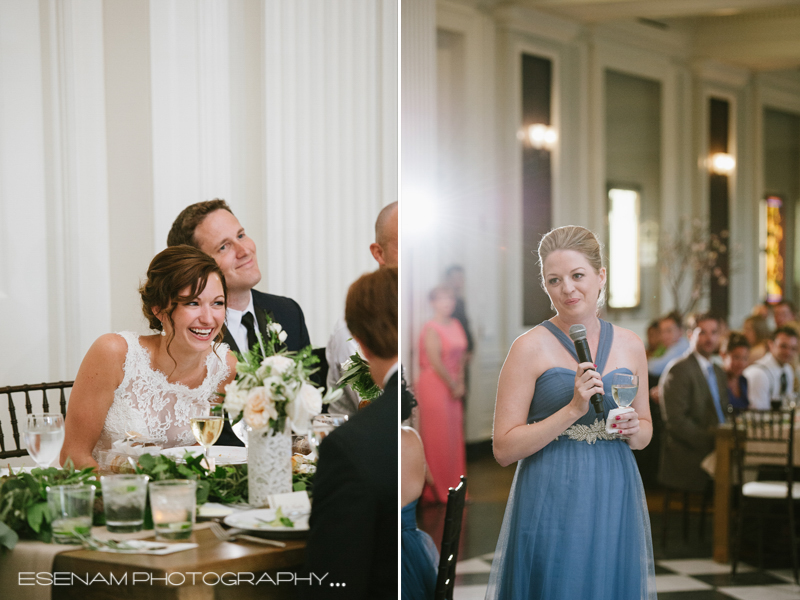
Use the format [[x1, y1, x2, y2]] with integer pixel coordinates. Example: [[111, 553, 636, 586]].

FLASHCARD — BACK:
[[303, 267, 398, 599], [167, 199, 311, 446]]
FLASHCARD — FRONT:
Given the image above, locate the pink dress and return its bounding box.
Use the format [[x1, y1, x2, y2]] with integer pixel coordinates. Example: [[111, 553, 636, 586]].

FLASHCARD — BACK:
[[416, 319, 468, 504]]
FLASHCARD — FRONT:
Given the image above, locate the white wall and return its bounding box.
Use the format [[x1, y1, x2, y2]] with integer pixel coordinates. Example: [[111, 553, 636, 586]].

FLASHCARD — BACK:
[[0, 0, 398, 397]]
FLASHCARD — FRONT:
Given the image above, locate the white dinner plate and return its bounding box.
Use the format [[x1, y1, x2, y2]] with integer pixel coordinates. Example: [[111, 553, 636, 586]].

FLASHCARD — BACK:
[[224, 508, 310, 538], [160, 446, 247, 465]]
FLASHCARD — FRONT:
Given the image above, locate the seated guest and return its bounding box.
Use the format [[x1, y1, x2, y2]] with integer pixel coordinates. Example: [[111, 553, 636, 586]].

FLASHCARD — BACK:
[[646, 319, 664, 359], [60, 246, 237, 469], [304, 268, 398, 599], [773, 300, 797, 330], [658, 313, 728, 494], [401, 390, 438, 600], [722, 332, 750, 411], [743, 314, 770, 363], [327, 201, 397, 416], [743, 326, 799, 410], [648, 312, 690, 379]]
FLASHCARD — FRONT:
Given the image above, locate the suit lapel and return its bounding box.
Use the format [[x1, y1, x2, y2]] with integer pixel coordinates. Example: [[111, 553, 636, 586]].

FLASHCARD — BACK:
[[222, 326, 240, 354], [688, 354, 725, 420], [253, 294, 277, 353]]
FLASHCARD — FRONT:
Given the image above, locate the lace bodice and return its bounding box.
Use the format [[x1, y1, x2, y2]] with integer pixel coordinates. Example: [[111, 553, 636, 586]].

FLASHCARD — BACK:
[[92, 332, 230, 461]]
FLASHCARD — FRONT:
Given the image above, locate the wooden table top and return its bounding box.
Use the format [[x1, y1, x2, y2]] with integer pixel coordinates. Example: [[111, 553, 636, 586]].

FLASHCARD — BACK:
[[50, 527, 307, 600]]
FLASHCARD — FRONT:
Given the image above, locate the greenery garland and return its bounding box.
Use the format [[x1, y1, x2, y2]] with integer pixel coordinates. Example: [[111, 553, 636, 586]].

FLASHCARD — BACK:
[[0, 452, 313, 551]]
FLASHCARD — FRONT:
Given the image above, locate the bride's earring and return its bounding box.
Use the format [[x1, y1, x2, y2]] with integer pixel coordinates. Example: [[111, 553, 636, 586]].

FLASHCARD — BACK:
[[161, 330, 166, 337]]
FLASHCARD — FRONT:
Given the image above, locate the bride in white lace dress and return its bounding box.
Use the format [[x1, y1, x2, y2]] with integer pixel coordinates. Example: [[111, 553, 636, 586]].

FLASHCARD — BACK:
[[60, 246, 238, 469]]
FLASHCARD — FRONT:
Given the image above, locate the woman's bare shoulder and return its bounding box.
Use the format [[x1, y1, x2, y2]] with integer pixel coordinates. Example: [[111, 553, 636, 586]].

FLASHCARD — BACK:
[[511, 324, 550, 353], [611, 324, 645, 348], [609, 325, 647, 366], [401, 427, 425, 462], [89, 333, 129, 361]]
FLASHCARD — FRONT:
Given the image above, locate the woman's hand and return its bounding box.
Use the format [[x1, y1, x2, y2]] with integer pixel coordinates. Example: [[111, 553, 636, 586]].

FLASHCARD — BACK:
[[610, 408, 640, 439], [571, 362, 604, 415]]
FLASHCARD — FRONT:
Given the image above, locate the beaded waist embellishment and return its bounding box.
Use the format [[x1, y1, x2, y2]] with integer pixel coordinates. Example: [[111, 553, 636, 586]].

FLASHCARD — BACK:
[[556, 418, 616, 444]]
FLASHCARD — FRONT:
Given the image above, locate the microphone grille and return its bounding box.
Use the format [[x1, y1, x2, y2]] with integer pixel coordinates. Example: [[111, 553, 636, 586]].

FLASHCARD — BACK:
[[568, 324, 587, 342]]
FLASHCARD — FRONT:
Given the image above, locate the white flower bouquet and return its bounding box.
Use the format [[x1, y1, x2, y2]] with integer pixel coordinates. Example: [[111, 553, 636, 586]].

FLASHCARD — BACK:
[[218, 318, 342, 436]]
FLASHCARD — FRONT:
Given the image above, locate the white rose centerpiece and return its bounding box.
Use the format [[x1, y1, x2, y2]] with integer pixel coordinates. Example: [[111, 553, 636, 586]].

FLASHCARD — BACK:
[[216, 312, 342, 506]]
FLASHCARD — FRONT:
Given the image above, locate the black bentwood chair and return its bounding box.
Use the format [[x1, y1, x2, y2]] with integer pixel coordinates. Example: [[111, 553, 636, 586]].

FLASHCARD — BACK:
[[0, 381, 73, 459], [730, 408, 799, 584], [433, 475, 467, 600]]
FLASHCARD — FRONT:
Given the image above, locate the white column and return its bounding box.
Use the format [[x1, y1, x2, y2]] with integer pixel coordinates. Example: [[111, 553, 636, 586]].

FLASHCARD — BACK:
[[104, 0, 155, 335], [40, 0, 110, 377], [262, 0, 398, 347], [0, 1, 50, 383], [149, 0, 232, 251]]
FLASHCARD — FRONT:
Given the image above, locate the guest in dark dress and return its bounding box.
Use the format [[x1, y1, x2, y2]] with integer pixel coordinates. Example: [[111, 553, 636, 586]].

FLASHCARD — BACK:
[[722, 331, 750, 411], [401, 386, 438, 600]]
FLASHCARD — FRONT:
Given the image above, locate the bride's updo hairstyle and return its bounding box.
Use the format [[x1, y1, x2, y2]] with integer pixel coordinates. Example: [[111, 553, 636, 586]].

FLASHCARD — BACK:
[[139, 245, 228, 358], [537, 225, 606, 309]]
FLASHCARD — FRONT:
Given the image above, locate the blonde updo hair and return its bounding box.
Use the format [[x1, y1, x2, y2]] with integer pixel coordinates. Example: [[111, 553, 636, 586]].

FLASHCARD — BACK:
[[537, 225, 606, 309]]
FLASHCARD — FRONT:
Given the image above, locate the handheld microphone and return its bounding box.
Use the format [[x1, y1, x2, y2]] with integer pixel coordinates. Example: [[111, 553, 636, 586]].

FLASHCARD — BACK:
[[568, 324, 605, 415]]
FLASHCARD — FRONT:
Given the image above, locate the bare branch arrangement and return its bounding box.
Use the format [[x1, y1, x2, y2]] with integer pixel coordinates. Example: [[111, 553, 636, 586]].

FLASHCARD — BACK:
[[659, 218, 731, 318]]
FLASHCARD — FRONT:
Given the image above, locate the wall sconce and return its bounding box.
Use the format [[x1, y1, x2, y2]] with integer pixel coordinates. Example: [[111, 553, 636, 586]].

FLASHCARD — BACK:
[[521, 124, 557, 150], [709, 152, 735, 175]]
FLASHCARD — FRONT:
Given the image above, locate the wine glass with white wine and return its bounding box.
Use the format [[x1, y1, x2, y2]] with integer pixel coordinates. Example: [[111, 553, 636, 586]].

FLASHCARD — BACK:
[[611, 373, 638, 409], [611, 373, 639, 408], [24, 413, 65, 469], [189, 405, 224, 470]]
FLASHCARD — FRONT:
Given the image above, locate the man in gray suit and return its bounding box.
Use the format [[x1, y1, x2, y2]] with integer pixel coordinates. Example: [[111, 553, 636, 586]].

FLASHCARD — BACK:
[[658, 313, 729, 492]]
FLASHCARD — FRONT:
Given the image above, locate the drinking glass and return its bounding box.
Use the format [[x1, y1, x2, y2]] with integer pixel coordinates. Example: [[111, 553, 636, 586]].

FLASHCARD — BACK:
[[47, 484, 96, 544], [24, 413, 65, 469], [309, 414, 349, 460], [189, 405, 224, 469], [149, 480, 196, 540], [611, 373, 639, 408], [100, 474, 149, 533]]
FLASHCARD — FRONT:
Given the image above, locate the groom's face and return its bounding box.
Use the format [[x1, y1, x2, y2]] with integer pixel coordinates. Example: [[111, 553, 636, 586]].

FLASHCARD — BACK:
[[194, 209, 262, 295]]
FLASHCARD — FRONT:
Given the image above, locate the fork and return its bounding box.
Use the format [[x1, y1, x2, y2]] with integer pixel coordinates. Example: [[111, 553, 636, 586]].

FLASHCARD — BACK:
[[209, 521, 286, 548]]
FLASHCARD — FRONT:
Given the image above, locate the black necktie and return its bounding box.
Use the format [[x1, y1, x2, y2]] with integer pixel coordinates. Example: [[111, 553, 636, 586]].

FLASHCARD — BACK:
[[241, 312, 259, 353], [780, 371, 788, 395]]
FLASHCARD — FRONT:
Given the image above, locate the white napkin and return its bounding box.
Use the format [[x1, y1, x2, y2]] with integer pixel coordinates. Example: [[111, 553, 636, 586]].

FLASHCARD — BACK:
[[93, 539, 198, 555], [605, 407, 635, 435]]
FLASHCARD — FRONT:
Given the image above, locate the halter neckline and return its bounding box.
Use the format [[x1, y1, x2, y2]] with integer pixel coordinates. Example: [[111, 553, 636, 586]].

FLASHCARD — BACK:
[[540, 319, 614, 374]]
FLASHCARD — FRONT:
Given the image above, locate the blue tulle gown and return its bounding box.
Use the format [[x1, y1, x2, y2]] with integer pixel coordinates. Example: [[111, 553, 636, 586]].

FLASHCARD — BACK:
[[485, 320, 656, 600], [402, 499, 439, 600]]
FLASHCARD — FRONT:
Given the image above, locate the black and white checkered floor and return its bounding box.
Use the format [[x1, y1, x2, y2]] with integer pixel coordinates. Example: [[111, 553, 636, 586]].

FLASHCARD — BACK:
[[452, 555, 800, 599]]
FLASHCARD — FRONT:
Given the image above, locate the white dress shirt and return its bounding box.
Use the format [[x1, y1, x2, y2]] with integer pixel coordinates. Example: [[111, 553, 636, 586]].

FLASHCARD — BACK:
[[225, 293, 264, 355], [743, 352, 794, 410], [325, 315, 362, 416]]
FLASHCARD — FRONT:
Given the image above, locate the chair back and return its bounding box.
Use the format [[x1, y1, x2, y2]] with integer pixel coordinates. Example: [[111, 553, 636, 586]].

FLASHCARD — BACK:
[[732, 408, 795, 494], [433, 475, 467, 600], [0, 381, 73, 459], [310, 347, 329, 392]]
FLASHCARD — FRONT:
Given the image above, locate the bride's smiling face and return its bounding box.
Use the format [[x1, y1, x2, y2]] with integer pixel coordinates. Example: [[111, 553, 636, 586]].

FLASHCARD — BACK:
[[160, 273, 226, 351], [543, 249, 605, 317]]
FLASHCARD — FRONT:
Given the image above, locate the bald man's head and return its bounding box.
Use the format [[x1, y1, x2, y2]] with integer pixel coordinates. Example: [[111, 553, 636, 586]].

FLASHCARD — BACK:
[[370, 201, 398, 268]]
